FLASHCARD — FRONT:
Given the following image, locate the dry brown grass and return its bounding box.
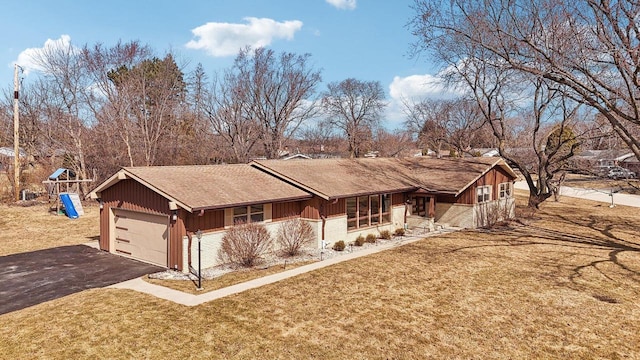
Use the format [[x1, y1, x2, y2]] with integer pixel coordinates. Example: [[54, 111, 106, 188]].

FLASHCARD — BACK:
[[145, 260, 317, 294], [0, 202, 99, 256], [1, 193, 639, 359], [564, 173, 639, 194]]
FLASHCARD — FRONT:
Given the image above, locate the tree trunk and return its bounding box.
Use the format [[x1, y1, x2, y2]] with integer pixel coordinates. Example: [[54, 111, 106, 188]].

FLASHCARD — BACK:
[[527, 191, 552, 209]]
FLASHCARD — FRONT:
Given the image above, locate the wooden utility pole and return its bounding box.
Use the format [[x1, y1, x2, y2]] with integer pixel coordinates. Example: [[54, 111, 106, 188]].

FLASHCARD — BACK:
[[13, 63, 20, 202]]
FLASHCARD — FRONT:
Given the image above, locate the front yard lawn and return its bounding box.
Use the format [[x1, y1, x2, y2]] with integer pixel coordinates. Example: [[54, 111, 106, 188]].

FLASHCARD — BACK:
[[1, 193, 639, 358]]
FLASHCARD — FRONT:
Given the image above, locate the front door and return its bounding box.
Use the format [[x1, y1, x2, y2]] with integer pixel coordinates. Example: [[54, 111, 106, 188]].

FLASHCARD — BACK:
[[412, 196, 428, 217]]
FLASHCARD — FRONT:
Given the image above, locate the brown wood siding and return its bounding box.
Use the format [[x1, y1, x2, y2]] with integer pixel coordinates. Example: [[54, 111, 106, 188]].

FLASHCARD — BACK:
[[436, 194, 457, 204], [301, 198, 321, 219], [322, 198, 346, 218], [272, 201, 302, 221], [454, 168, 515, 205], [183, 209, 224, 233], [99, 179, 184, 271], [392, 193, 405, 206]]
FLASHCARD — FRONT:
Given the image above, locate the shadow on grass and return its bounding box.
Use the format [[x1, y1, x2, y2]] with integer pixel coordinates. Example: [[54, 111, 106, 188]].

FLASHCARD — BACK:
[[440, 217, 640, 290]]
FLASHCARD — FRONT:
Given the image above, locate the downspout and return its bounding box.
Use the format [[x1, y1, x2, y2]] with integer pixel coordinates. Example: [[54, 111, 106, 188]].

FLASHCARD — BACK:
[[319, 203, 326, 249], [186, 231, 193, 270]]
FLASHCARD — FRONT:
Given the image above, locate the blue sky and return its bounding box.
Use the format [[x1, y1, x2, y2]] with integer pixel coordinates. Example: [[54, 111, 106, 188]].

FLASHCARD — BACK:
[[1, 0, 449, 127]]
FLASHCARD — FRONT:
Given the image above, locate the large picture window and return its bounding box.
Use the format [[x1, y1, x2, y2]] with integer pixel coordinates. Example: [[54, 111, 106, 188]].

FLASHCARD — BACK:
[[346, 194, 392, 231]]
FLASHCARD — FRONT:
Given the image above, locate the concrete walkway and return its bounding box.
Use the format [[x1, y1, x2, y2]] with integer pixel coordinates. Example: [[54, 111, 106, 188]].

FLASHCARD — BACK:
[[108, 229, 459, 306], [514, 181, 640, 208]]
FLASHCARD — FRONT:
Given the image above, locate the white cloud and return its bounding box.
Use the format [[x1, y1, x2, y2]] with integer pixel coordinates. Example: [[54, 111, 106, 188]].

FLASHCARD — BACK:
[[13, 35, 74, 75], [326, 0, 357, 10], [385, 73, 463, 126], [389, 73, 450, 100], [185, 17, 303, 57]]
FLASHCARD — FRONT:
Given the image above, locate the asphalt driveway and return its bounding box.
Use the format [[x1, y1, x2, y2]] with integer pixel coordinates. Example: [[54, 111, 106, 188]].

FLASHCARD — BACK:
[[0, 245, 163, 315]]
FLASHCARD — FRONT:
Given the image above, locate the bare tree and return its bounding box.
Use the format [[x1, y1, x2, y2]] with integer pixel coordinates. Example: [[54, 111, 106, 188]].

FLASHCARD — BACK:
[[404, 98, 486, 157], [404, 99, 448, 157], [205, 69, 261, 163], [30, 40, 92, 195], [410, 0, 640, 163], [322, 78, 387, 158], [373, 128, 414, 158], [83, 41, 154, 167], [467, 56, 583, 208], [108, 54, 186, 166], [232, 47, 322, 159]]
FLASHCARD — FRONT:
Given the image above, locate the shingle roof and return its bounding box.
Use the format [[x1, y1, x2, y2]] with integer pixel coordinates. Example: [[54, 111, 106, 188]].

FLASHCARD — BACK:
[[91, 164, 312, 212], [252, 157, 516, 200]]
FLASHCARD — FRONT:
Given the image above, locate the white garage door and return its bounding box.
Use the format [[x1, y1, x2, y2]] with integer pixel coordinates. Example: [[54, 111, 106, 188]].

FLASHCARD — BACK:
[[113, 209, 168, 267]]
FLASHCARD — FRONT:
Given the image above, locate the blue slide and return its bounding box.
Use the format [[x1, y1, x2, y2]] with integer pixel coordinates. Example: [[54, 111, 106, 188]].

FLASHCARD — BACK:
[[59, 193, 79, 219]]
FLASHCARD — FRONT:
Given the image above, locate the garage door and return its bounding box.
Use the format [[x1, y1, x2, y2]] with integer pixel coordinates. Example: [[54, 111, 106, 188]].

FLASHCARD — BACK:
[[113, 209, 168, 267]]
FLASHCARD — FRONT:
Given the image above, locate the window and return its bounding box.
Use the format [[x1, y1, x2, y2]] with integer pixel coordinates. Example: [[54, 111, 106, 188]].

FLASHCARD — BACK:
[[370, 195, 380, 225], [233, 204, 264, 224], [346, 197, 357, 230], [499, 182, 512, 199], [476, 185, 491, 203], [346, 194, 392, 230], [381, 194, 391, 223], [358, 196, 369, 228]]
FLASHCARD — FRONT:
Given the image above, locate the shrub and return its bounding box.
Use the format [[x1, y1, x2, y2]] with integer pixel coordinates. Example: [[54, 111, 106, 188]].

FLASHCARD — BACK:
[[354, 235, 365, 246], [394, 228, 405, 237], [277, 218, 315, 256], [332, 240, 346, 251], [379, 230, 391, 240], [218, 222, 272, 267], [365, 233, 377, 243]]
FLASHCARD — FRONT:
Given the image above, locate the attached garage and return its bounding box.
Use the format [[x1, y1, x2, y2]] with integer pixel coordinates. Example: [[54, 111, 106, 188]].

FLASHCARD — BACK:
[[112, 209, 168, 267], [89, 164, 312, 272]]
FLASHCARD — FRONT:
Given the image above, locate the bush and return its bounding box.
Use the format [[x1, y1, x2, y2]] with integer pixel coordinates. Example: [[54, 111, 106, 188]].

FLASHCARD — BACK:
[[354, 235, 365, 246], [277, 218, 315, 256], [332, 240, 346, 251], [394, 228, 405, 237], [379, 230, 391, 240], [218, 222, 272, 267], [365, 233, 377, 243]]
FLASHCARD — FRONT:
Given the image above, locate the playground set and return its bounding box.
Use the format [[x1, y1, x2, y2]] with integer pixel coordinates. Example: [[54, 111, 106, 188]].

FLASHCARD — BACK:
[[43, 168, 94, 219]]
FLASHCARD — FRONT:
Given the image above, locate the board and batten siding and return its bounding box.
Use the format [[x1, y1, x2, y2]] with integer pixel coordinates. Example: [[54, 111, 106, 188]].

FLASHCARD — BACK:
[[183, 209, 224, 233], [272, 201, 302, 221], [99, 178, 184, 270], [454, 167, 514, 205]]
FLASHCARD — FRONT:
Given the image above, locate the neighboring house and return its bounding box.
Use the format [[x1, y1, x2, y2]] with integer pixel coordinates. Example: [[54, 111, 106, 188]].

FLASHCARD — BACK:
[[573, 149, 635, 174], [618, 153, 639, 174], [89, 157, 517, 272], [281, 153, 312, 161]]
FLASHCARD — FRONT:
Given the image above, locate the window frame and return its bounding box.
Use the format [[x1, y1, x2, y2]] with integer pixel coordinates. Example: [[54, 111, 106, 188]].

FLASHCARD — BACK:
[[498, 182, 512, 200], [346, 193, 392, 231], [233, 204, 264, 224], [476, 185, 492, 204]]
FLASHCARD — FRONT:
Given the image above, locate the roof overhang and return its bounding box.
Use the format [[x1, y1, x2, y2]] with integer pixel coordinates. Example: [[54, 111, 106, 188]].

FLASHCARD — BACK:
[[89, 168, 194, 212]]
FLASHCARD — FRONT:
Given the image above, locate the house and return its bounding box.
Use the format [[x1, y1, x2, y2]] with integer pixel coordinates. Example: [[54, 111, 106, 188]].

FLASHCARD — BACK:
[[573, 149, 635, 174], [89, 157, 517, 272], [618, 153, 639, 174]]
